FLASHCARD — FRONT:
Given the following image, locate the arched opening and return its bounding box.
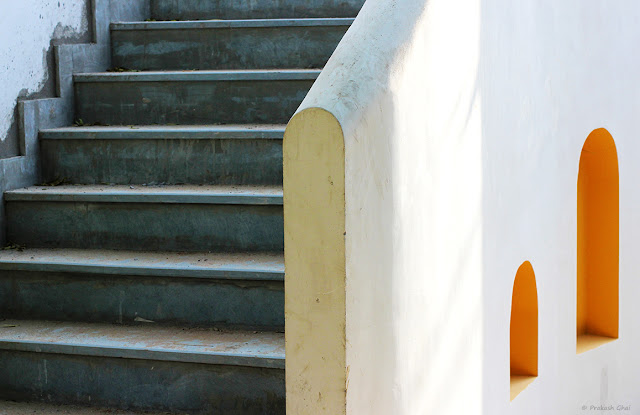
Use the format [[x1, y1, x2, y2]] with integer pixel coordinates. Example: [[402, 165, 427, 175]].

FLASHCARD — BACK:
[[577, 128, 619, 354], [510, 261, 538, 401]]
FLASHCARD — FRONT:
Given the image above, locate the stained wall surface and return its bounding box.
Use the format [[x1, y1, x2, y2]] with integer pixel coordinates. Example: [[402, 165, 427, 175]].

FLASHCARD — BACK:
[[0, 0, 90, 157]]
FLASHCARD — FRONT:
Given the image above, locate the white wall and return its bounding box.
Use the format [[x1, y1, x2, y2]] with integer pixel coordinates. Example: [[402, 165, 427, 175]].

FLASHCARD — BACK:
[[295, 0, 484, 413], [289, 0, 640, 413], [0, 0, 90, 155], [481, 0, 640, 413]]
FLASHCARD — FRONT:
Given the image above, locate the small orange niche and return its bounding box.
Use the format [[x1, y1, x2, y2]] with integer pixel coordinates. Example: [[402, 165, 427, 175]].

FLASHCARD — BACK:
[[510, 261, 538, 401], [576, 128, 619, 354]]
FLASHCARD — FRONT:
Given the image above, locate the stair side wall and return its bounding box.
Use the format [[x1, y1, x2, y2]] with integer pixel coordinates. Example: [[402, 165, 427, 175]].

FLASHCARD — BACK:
[[0, 0, 149, 244]]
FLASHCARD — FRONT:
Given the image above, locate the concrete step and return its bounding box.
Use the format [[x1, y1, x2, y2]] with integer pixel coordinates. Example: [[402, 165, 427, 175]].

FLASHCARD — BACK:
[[0, 248, 284, 329], [40, 125, 285, 185], [5, 185, 284, 253], [112, 19, 353, 71], [0, 400, 172, 414], [150, 0, 365, 20], [0, 320, 284, 414], [74, 70, 319, 125]]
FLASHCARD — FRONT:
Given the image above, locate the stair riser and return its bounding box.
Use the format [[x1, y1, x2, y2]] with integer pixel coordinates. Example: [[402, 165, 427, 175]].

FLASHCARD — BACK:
[[75, 78, 313, 125], [0, 351, 284, 414], [41, 139, 283, 185], [6, 202, 284, 252], [112, 25, 349, 70], [0, 271, 284, 329], [151, 0, 365, 20]]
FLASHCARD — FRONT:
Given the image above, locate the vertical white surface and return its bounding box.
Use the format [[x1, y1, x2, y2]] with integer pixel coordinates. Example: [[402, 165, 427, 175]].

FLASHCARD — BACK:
[[481, 0, 640, 413], [299, 0, 483, 413]]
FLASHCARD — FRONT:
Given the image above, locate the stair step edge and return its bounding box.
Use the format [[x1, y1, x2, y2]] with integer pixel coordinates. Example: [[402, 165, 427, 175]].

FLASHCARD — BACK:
[[112, 17, 355, 30], [0, 400, 171, 415], [40, 125, 286, 140], [5, 186, 284, 205], [0, 249, 283, 281], [0, 320, 284, 369], [74, 69, 322, 83]]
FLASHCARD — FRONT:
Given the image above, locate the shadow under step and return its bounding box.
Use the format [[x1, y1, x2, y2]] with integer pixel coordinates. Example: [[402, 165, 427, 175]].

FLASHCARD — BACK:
[[0, 320, 284, 414], [74, 70, 319, 125], [40, 125, 285, 185], [6, 185, 283, 252], [0, 400, 173, 414], [0, 248, 284, 329], [112, 18, 353, 71]]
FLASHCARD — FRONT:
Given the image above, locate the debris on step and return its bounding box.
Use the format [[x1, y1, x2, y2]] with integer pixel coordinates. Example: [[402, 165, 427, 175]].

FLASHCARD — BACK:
[[39, 177, 69, 186], [3, 243, 26, 252], [107, 66, 140, 72]]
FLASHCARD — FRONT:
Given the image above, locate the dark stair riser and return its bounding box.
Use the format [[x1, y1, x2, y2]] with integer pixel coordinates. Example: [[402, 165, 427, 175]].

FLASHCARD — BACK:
[[0, 350, 284, 414], [0, 271, 284, 329], [74, 77, 315, 125], [150, 0, 365, 20], [6, 201, 284, 252], [112, 22, 351, 71], [41, 138, 283, 185]]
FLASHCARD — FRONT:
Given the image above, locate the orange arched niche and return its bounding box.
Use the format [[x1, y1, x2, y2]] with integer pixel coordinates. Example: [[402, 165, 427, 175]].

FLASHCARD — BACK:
[[510, 261, 538, 401], [576, 128, 619, 354]]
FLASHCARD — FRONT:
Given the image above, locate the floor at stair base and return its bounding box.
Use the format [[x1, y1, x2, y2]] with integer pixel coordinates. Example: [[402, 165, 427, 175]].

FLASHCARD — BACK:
[[0, 351, 284, 414], [0, 400, 173, 415]]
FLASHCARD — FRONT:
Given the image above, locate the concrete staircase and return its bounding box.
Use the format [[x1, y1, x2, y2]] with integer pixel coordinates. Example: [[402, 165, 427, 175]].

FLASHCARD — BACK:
[[0, 0, 363, 413]]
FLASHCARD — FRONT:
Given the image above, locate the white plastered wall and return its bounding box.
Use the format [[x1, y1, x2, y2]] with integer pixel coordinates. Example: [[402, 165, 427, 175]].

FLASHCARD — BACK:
[[0, 0, 90, 144], [481, 0, 640, 413], [284, 0, 640, 412], [293, 0, 484, 413]]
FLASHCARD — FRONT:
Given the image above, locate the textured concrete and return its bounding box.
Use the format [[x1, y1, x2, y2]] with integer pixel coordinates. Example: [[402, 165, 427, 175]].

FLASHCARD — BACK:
[[74, 70, 319, 125], [0, 0, 147, 244], [6, 186, 284, 253], [0, 320, 284, 367], [151, 0, 365, 20], [40, 125, 286, 139], [0, 252, 284, 328], [0, 248, 284, 281], [41, 125, 284, 185], [0, 400, 170, 415], [0, 321, 284, 413], [0, 273, 283, 329], [0, 0, 91, 158], [0, 0, 354, 410], [112, 19, 352, 70], [5, 184, 283, 204], [0, 351, 285, 414]]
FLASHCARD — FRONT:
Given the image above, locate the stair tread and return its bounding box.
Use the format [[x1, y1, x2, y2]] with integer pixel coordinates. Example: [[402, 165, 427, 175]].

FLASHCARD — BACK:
[[0, 248, 283, 280], [0, 319, 284, 369], [40, 124, 286, 140], [5, 185, 283, 205], [0, 400, 170, 415], [74, 69, 322, 82], [112, 17, 354, 30]]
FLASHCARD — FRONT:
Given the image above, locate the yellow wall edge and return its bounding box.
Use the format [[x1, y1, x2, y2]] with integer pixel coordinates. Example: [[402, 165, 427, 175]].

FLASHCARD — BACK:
[[284, 107, 346, 415]]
